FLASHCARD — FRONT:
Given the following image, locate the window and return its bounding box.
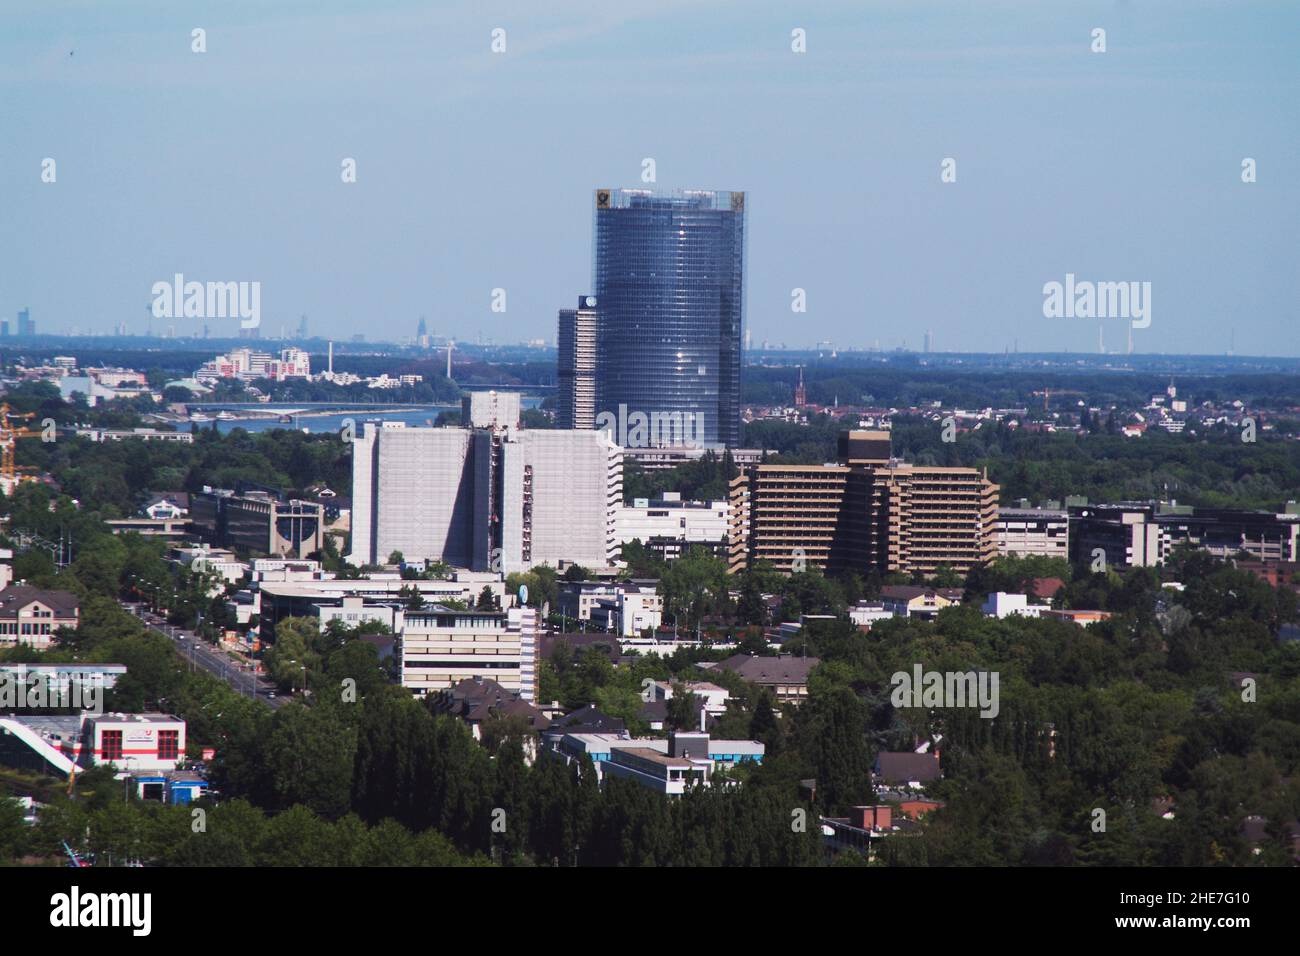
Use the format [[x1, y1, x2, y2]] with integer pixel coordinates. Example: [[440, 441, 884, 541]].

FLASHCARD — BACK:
[[158, 730, 180, 761], [101, 730, 123, 761]]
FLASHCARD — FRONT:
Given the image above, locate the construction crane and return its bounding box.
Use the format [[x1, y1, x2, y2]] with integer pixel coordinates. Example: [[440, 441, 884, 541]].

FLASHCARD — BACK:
[[0, 403, 42, 488]]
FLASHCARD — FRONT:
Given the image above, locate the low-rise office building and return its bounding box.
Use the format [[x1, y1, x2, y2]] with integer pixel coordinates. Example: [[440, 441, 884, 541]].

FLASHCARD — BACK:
[[1070, 501, 1300, 570], [254, 571, 504, 641], [557, 580, 663, 637], [0, 712, 185, 777], [981, 591, 1046, 619], [75, 427, 193, 444], [997, 507, 1069, 559], [546, 730, 764, 794], [401, 604, 537, 701], [190, 484, 324, 559], [615, 493, 729, 561]]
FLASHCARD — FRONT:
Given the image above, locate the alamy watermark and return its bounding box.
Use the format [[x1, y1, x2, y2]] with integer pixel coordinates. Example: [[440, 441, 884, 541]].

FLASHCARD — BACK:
[[595, 403, 706, 449], [0, 666, 104, 714], [151, 273, 260, 329], [890, 665, 1000, 719], [1042, 272, 1150, 329]]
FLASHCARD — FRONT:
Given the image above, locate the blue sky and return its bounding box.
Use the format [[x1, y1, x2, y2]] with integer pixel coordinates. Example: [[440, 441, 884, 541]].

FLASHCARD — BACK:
[[2, 0, 1297, 354]]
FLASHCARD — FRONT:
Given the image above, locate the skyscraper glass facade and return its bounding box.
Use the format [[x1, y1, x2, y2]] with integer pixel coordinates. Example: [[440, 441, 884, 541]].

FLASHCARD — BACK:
[[592, 188, 745, 447]]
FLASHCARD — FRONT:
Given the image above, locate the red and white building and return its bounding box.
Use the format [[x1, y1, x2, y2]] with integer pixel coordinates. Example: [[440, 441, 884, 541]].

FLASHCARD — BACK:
[[195, 347, 311, 384], [86, 714, 186, 772]]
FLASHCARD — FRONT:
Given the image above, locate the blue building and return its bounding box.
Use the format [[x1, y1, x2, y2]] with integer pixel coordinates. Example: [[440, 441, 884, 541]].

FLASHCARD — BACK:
[[591, 188, 746, 448]]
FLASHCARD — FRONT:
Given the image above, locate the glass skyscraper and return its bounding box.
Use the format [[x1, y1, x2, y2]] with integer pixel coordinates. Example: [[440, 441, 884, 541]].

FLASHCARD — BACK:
[[591, 188, 745, 448]]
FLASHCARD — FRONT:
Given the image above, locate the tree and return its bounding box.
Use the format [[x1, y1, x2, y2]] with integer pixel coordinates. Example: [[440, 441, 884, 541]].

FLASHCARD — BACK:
[[265, 617, 322, 692]]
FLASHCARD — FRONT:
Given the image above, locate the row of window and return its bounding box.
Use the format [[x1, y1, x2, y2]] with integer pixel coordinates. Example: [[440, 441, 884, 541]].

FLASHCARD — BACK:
[[0, 622, 57, 634], [100, 730, 180, 761]]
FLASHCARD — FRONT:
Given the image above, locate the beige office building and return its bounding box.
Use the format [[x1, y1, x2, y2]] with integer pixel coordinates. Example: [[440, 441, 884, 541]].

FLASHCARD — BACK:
[[729, 431, 999, 577], [400, 605, 537, 701]]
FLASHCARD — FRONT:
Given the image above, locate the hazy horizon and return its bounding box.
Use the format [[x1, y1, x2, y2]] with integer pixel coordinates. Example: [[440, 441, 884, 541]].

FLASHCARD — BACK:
[[3, 1, 1297, 354]]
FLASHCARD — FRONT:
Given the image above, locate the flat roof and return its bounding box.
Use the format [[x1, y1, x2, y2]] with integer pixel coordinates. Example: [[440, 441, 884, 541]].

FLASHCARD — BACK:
[[0, 715, 82, 736], [615, 747, 695, 768], [90, 713, 183, 724]]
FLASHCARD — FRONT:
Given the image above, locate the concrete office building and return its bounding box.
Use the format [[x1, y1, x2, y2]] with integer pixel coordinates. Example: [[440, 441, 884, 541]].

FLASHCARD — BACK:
[[615, 492, 729, 561], [557, 580, 662, 637], [729, 431, 999, 576], [401, 605, 536, 700], [997, 507, 1070, 559], [1070, 502, 1300, 570], [507, 606, 540, 703], [546, 730, 763, 794], [1158, 505, 1300, 563], [625, 445, 766, 473], [349, 424, 483, 568], [349, 419, 621, 574], [190, 485, 323, 559], [1070, 505, 1167, 569], [557, 296, 599, 430], [253, 571, 504, 641], [462, 390, 521, 433], [497, 429, 623, 574]]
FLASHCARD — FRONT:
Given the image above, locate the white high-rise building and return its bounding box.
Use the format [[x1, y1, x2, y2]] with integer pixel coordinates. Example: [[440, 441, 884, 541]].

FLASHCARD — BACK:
[[557, 296, 599, 429], [348, 412, 621, 574], [508, 606, 540, 702], [349, 423, 483, 567], [496, 429, 622, 574]]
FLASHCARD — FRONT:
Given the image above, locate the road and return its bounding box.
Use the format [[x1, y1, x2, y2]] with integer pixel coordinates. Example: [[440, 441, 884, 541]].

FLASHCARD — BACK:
[[121, 602, 289, 711]]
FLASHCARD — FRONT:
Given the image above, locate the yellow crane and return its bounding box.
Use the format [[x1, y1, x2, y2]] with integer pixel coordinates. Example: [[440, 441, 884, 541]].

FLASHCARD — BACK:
[[0, 403, 42, 486]]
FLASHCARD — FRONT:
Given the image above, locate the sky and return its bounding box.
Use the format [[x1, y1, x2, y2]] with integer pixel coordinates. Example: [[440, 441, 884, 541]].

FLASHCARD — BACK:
[[2, 0, 1297, 355]]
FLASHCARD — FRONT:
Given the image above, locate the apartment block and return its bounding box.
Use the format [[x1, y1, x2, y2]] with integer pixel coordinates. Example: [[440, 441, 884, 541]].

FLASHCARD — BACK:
[[742, 464, 853, 573], [728, 473, 751, 573], [729, 431, 999, 577], [869, 464, 1000, 575]]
